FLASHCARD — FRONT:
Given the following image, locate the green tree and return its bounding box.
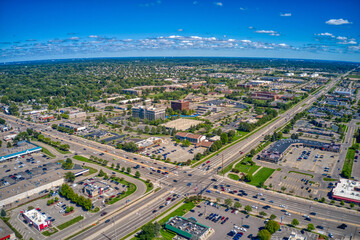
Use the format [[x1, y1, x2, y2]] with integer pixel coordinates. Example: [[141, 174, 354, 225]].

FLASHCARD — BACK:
[[220, 133, 228, 144], [65, 172, 75, 182], [127, 167, 131, 174], [1, 209, 6, 217], [270, 214, 276, 220], [244, 205, 252, 213], [258, 229, 271, 240], [265, 220, 280, 234], [259, 211, 267, 217], [245, 174, 253, 182], [307, 223, 315, 231], [121, 167, 125, 172], [135, 171, 141, 178], [291, 218, 299, 226], [234, 202, 242, 209], [350, 202, 355, 208], [224, 198, 233, 208], [340, 200, 345, 206]]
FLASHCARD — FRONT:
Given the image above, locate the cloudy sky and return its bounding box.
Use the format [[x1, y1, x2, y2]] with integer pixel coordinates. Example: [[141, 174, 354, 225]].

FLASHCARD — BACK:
[[1, 0, 360, 62]]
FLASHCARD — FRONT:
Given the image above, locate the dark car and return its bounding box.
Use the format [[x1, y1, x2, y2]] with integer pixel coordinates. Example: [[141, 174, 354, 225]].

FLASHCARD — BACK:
[[338, 223, 347, 229], [310, 212, 317, 216], [105, 219, 110, 223], [100, 212, 107, 216]]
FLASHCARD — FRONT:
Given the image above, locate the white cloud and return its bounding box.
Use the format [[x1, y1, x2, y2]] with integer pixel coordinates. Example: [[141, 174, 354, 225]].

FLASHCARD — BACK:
[[325, 18, 351, 25], [177, 29, 184, 32], [278, 43, 289, 47], [214, 2, 223, 6], [336, 36, 347, 40], [240, 40, 252, 43], [338, 40, 357, 45], [280, 13, 291, 17], [239, 7, 246, 11], [316, 32, 334, 37], [255, 30, 280, 36], [68, 37, 80, 40], [248, 26, 254, 29]]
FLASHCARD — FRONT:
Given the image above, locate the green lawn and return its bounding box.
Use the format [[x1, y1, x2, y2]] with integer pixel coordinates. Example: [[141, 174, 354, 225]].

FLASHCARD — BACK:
[[341, 147, 356, 178], [249, 167, 275, 187], [228, 173, 240, 181], [288, 171, 314, 178], [57, 216, 84, 230], [41, 147, 56, 158], [160, 228, 177, 239], [82, 165, 98, 175], [108, 178, 137, 204], [234, 161, 260, 175]]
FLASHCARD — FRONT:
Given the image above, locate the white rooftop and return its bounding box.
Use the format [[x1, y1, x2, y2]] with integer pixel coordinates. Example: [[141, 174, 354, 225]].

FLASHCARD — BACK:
[[23, 209, 48, 226], [332, 178, 360, 202]]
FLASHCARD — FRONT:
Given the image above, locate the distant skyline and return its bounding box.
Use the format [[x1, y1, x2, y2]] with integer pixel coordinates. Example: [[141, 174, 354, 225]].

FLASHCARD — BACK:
[[1, 0, 360, 63]]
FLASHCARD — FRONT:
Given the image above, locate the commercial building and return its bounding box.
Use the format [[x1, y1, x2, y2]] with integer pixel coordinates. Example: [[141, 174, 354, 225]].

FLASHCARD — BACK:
[[132, 106, 165, 121], [334, 88, 352, 96], [0, 141, 42, 162], [171, 100, 190, 111], [259, 139, 341, 163], [59, 122, 86, 132], [3, 132, 18, 141], [175, 132, 206, 144], [22, 209, 51, 231], [332, 179, 360, 204], [164, 216, 211, 240], [68, 111, 87, 119], [136, 137, 162, 150], [250, 91, 280, 101], [0, 218, 16, 240], [83, 181, 111, 198]]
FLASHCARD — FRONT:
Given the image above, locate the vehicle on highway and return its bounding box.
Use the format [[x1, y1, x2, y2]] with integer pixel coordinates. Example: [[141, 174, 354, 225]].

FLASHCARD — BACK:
[[105, 219, 110, 223], [100, 212, 107, 216]]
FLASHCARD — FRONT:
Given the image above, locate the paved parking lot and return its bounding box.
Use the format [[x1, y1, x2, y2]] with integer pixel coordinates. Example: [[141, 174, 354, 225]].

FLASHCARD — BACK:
[[142, 141, 206, 163], [281, 146, 339, 175], [183, 201, 265, 240], [9, 193, 91, 240], [265, 171, 328, 199]]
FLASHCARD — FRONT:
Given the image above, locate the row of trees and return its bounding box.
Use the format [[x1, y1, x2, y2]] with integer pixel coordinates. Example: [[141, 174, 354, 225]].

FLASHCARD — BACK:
[[60, 184, 92, 211], [238, 108, 278, 132], [51, 124, 75, 135], [116, 141, 139, 152]]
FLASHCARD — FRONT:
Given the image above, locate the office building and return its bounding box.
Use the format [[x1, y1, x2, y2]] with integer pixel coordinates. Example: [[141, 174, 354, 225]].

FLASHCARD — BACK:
[[171, 100, 189, 111], [132, 106, 165, 121]]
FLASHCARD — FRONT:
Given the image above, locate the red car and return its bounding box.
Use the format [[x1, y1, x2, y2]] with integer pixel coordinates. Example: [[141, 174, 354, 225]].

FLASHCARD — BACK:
[[166, 197, 171, 201], [206, 161, 210, 164], [36, 208, 41, 211]]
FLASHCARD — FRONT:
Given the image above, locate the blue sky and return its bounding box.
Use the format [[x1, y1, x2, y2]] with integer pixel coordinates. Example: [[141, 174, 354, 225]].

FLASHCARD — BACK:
[[1, 0, 360, 62]]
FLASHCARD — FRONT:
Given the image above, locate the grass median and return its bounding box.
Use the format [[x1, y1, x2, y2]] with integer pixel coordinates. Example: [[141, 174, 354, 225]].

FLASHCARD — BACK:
[[288, 170, 314, 178], [57, 215, 84, 230], [41, 147, 56, 158]]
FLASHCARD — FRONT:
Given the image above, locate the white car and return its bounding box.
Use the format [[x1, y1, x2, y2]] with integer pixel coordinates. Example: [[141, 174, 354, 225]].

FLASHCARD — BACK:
[[285, 212, 291, 216], [240, 227, 247, 232], [303, 215, 309, 218], [279, 204, 285, 208], [251, 206, 258, 209]]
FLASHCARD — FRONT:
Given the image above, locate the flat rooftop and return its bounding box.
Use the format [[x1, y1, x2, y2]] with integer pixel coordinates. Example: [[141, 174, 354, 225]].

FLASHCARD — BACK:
[[0, 141, 42, 162], [164, 216, 210, 239], [0, 218, 14, 238], [332, 178, 360, 203], [161, 118, 203, 131], [23, 209, 48, 226]]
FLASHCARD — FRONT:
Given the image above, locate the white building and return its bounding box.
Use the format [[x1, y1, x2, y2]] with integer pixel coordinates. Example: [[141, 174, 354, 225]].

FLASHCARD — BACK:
[[22, 209, 51, 231], [299, 73, 308, 77], [332, 178, 360, 204], [285, 73, 294, 76], [310, 73, 319, 78]]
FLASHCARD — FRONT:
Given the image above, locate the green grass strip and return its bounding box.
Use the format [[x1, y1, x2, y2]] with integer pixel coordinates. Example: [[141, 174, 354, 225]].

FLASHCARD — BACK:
[[228, 173, 240, 181], [41, 147, 56, 158], [323, 177, 337, 181], [57, 216, 84, 230], [288, 171, 314, 178], [42, 227, 59, 236]]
